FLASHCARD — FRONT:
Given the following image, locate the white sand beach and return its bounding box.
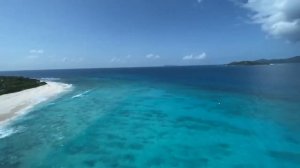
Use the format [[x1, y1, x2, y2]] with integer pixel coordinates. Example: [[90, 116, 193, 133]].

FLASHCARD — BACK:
[[0, 82, 71, 123]]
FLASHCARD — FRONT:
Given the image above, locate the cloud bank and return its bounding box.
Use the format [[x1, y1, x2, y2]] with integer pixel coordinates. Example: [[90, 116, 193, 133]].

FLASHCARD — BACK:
[[242, 0, 300, 42], [27, 49, 44, 59], [182, 52, 206, 60], [110, 57, 122, 63], [62, 57, 84, 63], [146, 54, 160, 59], [29, 49, 44, 54]]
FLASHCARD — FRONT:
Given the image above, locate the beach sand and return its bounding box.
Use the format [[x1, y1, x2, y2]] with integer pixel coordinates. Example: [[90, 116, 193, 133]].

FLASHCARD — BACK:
[[0, 82, 71, 123]]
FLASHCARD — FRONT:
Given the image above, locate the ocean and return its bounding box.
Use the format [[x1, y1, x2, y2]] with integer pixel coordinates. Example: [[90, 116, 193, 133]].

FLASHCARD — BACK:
[[0, 64, 300, 167]]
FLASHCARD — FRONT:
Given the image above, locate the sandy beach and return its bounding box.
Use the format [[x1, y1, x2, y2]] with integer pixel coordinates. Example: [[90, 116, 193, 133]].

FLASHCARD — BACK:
[[0, 82, 71, 123]]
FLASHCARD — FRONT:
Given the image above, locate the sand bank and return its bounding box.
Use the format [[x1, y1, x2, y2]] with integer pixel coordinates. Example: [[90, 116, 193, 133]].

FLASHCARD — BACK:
[[0, 82, 71, 123]]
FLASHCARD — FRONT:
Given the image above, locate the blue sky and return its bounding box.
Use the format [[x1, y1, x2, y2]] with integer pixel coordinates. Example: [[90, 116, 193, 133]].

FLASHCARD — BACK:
[[0, 0, 300, 70]]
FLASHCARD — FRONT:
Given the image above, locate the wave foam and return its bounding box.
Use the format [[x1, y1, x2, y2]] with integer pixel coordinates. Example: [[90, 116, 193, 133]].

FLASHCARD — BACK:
[[0, 82, 72, 124], [40, 78, 61, 81], [0, 125, 25, 139], [72, 90, 91, 99]]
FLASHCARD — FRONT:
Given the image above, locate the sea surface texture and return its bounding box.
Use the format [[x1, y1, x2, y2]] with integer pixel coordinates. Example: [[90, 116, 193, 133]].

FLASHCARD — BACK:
[[0, 65, 300, 167]]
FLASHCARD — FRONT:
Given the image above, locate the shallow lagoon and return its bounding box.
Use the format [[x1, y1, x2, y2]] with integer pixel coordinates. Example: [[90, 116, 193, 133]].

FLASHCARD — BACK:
[[0, 65, 300, 167]]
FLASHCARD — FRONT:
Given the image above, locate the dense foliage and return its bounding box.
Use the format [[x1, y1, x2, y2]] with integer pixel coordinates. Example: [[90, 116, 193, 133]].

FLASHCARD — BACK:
[[0, 76, 46, 95]]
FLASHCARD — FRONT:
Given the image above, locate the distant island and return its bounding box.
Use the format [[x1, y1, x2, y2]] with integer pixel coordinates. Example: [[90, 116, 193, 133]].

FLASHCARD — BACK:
[[228, 56, 300, 65], [0, 76, 46, 95]]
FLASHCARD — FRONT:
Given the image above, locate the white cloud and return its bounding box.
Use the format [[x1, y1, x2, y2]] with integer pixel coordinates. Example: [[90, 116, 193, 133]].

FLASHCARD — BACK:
[[194, 52, 207, 59], [182, 52, 206, 60], [27, 49, 44, 59], [110, 55, 133, 64], [241, 0, 300, 42], [182, 55, 193, 60], [110, 57, 122, 62], [29, 49, 44, 54], [146, 54, 160, 59], [197, 0, 204, 3], [61, 57, 84, 63]]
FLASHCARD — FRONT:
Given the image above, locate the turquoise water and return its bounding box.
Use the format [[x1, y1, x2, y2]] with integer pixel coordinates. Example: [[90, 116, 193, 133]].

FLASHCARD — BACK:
[[0, 65, 300, 167]]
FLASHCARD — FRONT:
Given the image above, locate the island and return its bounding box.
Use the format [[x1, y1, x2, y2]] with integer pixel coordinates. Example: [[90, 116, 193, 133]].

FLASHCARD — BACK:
[[0, 76, 46, 95], [0, 76, 71, 123], [228, 56, 300, 65]]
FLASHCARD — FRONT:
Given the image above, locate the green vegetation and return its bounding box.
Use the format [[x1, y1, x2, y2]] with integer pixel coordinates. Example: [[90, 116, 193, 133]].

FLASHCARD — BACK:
[[228, 56, 300, 65], [0, 76, 46, 95]]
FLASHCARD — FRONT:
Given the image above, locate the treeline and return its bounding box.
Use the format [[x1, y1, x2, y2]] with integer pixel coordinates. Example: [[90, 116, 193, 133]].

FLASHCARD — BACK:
[[0, 76, 46, 95], [228, 56, 300, 66]]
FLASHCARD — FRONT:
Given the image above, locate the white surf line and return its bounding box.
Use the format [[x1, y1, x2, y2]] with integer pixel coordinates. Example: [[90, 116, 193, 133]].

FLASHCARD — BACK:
[[72, 89, 92, 99], [0, 82, 72, 138]]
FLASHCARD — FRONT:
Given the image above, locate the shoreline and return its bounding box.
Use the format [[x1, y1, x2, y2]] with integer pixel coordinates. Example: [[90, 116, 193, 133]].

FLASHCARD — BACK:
[[0, 81, 72, 124]]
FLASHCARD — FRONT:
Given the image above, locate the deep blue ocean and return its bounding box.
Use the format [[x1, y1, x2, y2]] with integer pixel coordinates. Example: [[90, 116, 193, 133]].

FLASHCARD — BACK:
[[0, 64, 300, 167]]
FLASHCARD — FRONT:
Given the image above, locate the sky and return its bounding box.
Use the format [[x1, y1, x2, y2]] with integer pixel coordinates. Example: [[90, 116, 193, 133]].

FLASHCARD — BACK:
[[0, 0, 300, 70]]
